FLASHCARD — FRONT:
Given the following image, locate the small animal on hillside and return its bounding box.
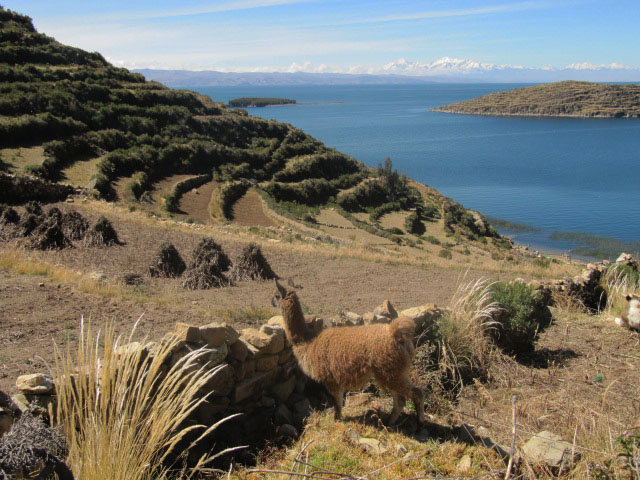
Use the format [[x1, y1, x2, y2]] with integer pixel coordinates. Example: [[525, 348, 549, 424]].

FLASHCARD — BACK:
[[615, 294, 640, 331], [272, 279, 424, 426]]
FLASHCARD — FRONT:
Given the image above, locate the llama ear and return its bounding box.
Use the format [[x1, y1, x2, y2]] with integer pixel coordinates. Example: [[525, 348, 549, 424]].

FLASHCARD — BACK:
[[275, 278, 287, 297], [271, 295, 279, 308], [287, 278, 295, 287]]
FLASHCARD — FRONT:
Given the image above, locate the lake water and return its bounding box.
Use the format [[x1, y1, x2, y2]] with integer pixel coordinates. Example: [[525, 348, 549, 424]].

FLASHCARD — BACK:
[[191, 84, 640, 257]]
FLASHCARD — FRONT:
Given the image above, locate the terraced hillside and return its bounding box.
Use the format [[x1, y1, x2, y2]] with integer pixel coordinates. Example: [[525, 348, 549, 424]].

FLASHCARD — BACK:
[[434, 81, 640, 117], [0, 6, 505, 254]]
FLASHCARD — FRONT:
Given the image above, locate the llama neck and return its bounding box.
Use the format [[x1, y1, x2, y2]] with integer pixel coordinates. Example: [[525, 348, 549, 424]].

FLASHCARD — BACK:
[[281, 294, 308, 345]]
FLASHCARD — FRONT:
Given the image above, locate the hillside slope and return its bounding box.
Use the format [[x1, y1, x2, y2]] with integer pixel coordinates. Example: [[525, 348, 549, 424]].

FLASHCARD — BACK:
[[433, 80, 640, 117], [0, 6, 503, 249]]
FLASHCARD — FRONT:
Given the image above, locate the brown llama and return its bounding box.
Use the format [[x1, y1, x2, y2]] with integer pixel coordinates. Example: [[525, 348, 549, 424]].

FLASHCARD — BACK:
[[273, 279, 424, 425]]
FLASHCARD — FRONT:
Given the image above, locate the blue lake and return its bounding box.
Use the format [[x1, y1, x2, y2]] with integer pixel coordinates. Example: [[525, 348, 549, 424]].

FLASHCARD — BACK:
[[190, 84, 640, 256]]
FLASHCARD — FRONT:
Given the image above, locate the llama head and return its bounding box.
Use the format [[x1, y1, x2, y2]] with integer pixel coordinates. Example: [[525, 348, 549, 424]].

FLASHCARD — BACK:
[[272, 278, 299, 308]]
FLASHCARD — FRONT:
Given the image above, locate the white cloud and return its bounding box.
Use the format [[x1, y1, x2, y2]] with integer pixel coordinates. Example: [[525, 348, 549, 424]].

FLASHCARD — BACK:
[[354, 1, 558, 24]]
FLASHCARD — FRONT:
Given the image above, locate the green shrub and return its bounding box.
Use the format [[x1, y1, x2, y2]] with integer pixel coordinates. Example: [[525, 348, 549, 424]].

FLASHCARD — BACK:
[[438, 248, 452, 259], [386, 227, 404, 235], [424, 235, 441, 246], [532, 257, 550, 268], [404, 211, 425, 235], [489, 282, 552, 353]]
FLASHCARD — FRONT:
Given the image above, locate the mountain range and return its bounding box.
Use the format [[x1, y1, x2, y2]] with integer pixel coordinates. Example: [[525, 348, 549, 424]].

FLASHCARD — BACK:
[[135, 57, 640, 87]]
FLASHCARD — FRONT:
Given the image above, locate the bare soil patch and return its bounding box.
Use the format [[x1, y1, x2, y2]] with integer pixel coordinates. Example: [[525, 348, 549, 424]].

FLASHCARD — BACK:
[[176, 180, 218, 223], [230, 189, 277, 227]]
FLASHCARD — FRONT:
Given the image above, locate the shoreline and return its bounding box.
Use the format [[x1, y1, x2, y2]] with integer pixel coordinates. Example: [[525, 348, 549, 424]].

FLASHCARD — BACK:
[[431, 108, 640, 119]]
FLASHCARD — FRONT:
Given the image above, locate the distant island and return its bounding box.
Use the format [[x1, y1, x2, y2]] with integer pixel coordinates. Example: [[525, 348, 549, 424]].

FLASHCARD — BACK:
[[228, 97, 296, 107], [433, 81, 640, 118]]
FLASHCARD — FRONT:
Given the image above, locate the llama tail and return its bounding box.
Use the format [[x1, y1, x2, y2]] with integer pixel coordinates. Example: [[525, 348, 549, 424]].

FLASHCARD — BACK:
[[389, 316, 416, 344]]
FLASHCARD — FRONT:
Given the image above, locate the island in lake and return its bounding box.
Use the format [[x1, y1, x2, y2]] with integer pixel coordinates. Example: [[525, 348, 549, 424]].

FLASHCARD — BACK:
[[228, 97, 296, 107], [433, 81, 640, 118]]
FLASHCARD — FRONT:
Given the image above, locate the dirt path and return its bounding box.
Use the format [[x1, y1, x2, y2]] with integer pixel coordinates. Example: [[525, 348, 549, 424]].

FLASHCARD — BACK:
[[230, 189, 277, 227]]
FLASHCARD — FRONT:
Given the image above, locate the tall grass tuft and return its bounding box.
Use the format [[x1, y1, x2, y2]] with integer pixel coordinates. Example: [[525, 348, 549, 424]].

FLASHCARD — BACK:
[[54, 319, 241, 480], [415, 275, 499, 391], [439, 276, 500, 383], [601, 265, 640, 319]]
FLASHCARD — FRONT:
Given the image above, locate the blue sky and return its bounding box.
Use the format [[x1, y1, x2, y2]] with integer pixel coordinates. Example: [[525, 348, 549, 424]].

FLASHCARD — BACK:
[[6, 1, 640, 73]]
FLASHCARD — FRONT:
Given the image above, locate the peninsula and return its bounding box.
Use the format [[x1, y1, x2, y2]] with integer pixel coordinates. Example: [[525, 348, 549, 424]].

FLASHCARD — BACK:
[[433, 81, 640, 118], [228, 97, 296, 107]]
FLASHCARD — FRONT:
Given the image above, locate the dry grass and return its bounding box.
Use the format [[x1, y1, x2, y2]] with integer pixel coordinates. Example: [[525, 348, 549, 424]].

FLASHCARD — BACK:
[[601, 266, 640, 319], [60, 157, 102, 187], [0, 146, 45, 173], [0, 245, 181, 308], [54, 319, 241, 480], [420, 275, 500, 387]]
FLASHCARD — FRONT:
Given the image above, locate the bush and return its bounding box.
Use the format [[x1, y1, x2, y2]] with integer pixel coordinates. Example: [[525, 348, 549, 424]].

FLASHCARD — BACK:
[[489, 282, 552, 353], [438, 248, 452, 259], [404, 212, 425, 235]]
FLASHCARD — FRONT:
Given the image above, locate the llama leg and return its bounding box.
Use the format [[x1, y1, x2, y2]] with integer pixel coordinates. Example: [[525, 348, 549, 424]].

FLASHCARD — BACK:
[[389, 393, 406, 425], [410, 386, 425, 425], [379, 373, 425, 426], [327, 387, 344, 420]]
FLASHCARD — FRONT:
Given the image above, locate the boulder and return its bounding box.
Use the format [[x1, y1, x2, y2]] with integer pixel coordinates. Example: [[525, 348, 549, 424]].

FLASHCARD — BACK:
[[616, 253, 638, 269], [255, 354, 279, 372], [199, 322, 229, 347], [204, 364, 234, 397], [15, 374, 54, 395], [274, 404, 294, 426], [232, 359, 255, 381], [363, 312, 390, 324], [279, 423, 298, 439], [233, 370, 276, 403], [11, 393, 56, 417], [174, 322, 201, 343], [521, 431, 579, 470], [196, 397, 230, 423], [399, 304, 444, 332], [241, 326, 284, 355], [206, 343, 228, 367], [270, 376, 296, 402], [229, 338, 253, 362], [373, 300, 398, 319]]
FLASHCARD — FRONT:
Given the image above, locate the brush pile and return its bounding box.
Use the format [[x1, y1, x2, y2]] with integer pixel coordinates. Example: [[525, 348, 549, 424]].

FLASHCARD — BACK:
[[147, 242, 186, 278], [230, 243, 277, 281], [84, 216, 120, 246], [0, 411, 72, 480], [182, 237, 232, 289]]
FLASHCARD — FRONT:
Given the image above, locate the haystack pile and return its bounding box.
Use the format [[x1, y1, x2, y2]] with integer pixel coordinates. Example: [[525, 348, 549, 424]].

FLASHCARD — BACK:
[[61, 211, 89, 240], [182, 237, 232, 289], [84, 216, 120, 246], [29, 207, 70, 250], [24, 201, 43, 216], [0, 207, 19, 225], [230, 243, 277, 281], [147, 242, 186, 278]]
